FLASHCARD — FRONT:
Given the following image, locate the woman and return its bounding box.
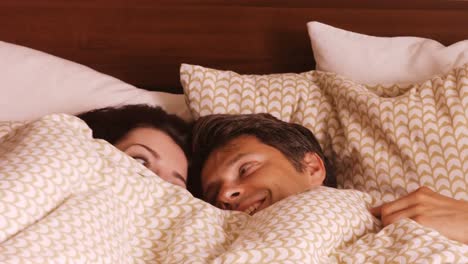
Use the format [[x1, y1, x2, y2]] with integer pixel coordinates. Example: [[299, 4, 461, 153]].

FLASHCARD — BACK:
[[78, 104, 191, 188]]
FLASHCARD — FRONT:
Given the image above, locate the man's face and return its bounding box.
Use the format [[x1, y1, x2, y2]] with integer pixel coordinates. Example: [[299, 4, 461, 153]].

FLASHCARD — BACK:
[[201, 135, 325, 215]]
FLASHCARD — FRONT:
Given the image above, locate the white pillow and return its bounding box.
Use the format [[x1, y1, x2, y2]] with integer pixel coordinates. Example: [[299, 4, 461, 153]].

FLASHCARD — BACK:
[[307, 21, 468, 85], [0, 41, 192, 121]]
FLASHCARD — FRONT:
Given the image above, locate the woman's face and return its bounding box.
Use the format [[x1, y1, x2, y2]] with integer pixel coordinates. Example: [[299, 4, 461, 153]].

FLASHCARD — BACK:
[[114, 127, 188, 188]]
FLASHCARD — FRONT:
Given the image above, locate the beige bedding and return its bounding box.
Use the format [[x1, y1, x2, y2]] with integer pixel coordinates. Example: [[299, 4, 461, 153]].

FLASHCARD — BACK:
[[182, 63, 468, 205], [1, 115, 467, 263]]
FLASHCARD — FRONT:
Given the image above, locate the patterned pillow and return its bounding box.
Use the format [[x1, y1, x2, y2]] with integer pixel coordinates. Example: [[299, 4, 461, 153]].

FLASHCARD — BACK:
[[181, 63, 468, 203], [316, 64, 468, 202], [180, 63, 335, 160]]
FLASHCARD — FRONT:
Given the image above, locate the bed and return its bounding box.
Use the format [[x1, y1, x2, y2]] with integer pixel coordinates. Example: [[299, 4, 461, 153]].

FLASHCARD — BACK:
[[1, 1, 468, 263]]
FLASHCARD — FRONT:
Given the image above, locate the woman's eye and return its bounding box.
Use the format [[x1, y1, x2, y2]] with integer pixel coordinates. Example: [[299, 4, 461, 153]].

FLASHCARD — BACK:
[[133, 157, 149, 167]]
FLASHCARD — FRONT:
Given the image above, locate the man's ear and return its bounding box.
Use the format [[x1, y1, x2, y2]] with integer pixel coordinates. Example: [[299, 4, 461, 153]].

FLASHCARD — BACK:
[[302, 152, 326, 186]]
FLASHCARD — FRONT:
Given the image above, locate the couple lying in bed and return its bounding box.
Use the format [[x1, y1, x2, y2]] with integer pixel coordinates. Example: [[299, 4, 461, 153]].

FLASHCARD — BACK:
[[78, 105, 468, 245]]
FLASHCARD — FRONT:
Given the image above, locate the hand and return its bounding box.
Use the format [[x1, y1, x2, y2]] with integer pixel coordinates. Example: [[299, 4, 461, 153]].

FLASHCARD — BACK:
[[370, 186, 468, 244]]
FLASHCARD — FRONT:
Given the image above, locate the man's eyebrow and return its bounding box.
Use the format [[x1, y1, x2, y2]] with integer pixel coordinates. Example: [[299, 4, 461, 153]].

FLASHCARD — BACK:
[[225, 152, 250, 167]]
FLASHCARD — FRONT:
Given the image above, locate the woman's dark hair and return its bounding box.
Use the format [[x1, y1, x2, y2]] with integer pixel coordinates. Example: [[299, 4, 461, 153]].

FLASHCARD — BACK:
[[189, 113, 335, 197], [77, 104, 191, 159]]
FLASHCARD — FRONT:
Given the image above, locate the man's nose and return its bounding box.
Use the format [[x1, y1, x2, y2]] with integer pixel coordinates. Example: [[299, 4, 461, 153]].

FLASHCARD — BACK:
[[217, 185, 244, 210]]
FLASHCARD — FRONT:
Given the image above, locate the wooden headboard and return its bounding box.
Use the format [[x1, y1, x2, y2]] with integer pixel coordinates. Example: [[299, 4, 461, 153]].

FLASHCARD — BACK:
[[1, 0, 467, 93]]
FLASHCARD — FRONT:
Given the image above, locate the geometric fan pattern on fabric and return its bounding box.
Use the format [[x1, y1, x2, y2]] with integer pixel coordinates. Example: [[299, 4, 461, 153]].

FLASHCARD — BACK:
[[316, 64, 468, 202], [180, 64, 335, 172], [1, 115, 467, 263], [181, 64, 468, 204]]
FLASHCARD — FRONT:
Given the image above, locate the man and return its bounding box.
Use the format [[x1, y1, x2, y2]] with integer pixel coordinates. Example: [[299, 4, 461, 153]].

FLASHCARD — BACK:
[[191, 113, 334, 214], [191, 113, 468, 244]]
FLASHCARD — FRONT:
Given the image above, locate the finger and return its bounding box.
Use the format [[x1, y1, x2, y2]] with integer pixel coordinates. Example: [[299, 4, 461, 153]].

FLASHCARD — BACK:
[[369, 205, 382, 217], [381, 204, 426, 226], [380, 187, 432, 217], [380, 196, 419, 218]]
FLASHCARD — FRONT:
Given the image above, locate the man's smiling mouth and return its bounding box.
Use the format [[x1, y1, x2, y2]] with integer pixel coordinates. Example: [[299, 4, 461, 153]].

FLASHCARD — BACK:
[[243, 198, 266, 216]]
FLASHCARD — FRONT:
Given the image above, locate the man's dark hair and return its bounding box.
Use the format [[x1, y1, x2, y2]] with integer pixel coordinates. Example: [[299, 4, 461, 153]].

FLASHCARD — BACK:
[[77, 104, 191, 159], [189, 113, 335, 197]]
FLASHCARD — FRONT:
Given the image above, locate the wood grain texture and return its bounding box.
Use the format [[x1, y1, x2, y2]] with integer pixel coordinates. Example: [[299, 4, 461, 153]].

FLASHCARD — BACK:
[[1, 1, 467, 92]]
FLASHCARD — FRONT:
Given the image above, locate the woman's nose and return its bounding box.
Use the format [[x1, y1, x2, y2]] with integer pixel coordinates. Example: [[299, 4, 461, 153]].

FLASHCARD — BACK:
[[217, 185, 244, 210]]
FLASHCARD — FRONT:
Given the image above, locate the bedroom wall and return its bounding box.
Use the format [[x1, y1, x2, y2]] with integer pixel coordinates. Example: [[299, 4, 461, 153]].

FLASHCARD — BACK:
[[0, 0, 467, 92]]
